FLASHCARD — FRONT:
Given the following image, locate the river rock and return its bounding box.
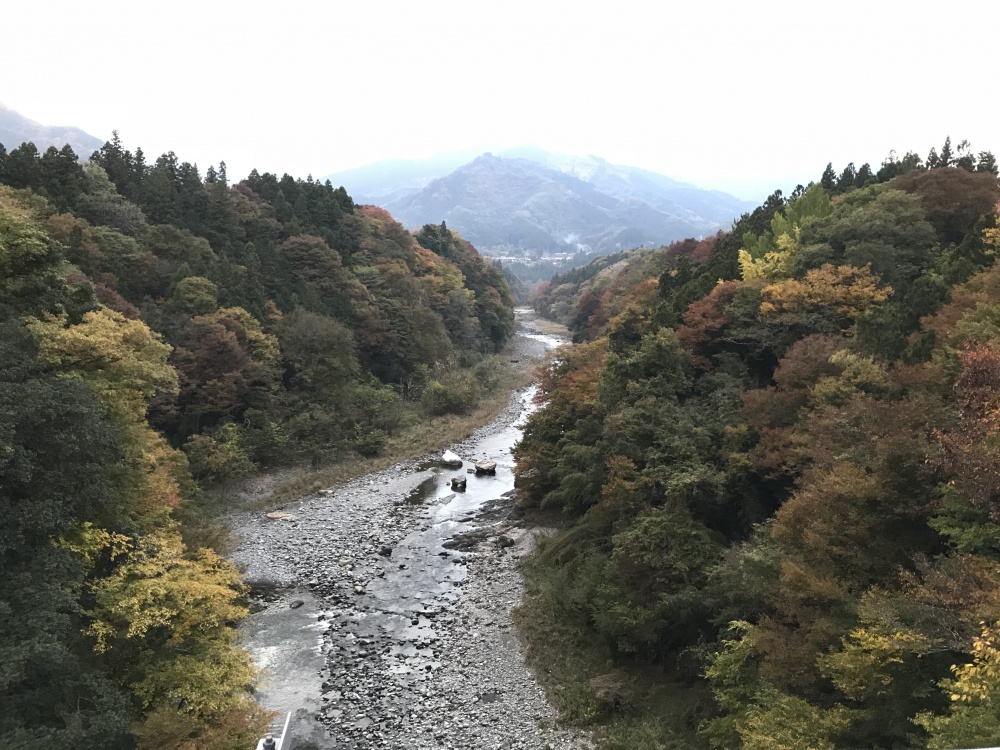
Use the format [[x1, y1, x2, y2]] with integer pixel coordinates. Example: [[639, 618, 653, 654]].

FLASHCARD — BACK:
[[441, 450, 463, 467], [451, 477, 467, 491], [474, 460, 497, 475]]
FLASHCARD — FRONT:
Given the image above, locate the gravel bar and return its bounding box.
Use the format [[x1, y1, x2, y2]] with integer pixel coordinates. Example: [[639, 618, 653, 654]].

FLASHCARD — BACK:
[[230, 323, 593, 749]]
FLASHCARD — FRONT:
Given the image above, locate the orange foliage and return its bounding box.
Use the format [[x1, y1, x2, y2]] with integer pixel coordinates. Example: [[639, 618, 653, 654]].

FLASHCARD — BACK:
[[139, 434, 187, 513], [358, 204, 395, 223], [894, 168, 1000, 244], [45, 212, 104, 269], [95, 282, 141, 319], [919, 263, 1000, 344], [759, 464, 885, 689], [902, 554, 1000, 626], [413, 243, 447, 270], [937, 344, 1000, 518], [676, 281, 743, 368], [663, 234, 718, 264], [599, 456, 646, 516], [529, 280, 553, 310], [537, 338, 609, 411], [359, 205, 422, 256], [609, 278, 658, 325], [760, 264, 891, 319]]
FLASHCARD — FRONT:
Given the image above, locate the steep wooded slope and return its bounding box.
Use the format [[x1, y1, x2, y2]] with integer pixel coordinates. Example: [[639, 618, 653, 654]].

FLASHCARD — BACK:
[[516, 143, 1000, 749]]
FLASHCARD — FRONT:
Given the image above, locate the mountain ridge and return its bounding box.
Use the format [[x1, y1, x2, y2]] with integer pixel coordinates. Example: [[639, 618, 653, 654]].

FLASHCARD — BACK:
[[383, 152, 753, 256], [0, 102, 105, 157], [324, 147, 754, 258]]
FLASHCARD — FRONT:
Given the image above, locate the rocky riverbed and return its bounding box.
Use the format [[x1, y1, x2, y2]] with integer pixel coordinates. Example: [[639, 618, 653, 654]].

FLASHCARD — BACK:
[[230, 321, 593, 749]]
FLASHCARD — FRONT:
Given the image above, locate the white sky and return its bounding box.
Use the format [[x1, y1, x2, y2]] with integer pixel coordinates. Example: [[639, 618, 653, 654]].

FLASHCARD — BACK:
[[2, 0, 995, 201]]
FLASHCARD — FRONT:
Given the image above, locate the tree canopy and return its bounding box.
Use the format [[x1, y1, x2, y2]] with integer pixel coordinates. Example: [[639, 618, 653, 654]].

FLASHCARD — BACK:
[[518, 145, 1000, 749], [0, 130, 516, 748]]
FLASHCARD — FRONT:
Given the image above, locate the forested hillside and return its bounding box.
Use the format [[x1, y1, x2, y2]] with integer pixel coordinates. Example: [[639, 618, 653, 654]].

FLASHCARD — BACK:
[[0, 134, 514, 748], [516, 139, 1000, 749]]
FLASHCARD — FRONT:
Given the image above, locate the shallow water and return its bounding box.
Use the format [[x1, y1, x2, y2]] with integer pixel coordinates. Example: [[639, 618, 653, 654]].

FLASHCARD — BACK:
[[522, 331, 564, 349], [323, 386, 539, 691]]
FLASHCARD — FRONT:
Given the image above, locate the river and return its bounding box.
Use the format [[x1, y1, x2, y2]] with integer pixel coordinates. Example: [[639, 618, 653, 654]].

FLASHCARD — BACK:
[[231, 317, 592, 749]]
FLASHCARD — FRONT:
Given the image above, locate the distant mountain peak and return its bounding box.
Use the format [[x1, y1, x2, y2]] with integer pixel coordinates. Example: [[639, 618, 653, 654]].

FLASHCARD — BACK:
[[382, 150, 753, 258], [323, 146, 755, 261], [0, 103, 105, 158]]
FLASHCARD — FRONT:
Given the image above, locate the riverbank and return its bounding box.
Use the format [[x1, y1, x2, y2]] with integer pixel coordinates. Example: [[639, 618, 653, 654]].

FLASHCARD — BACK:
[[230, 315, 592, 749]]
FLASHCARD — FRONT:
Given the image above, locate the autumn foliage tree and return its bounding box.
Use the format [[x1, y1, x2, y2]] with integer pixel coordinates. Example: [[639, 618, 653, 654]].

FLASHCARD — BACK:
[[1, 185, 268, 748]]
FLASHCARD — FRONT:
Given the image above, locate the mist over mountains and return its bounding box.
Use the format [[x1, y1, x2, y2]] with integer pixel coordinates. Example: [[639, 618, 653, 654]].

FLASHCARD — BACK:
[[318, 148, 484, 205], [0, 102, 104, 157], [324, 147, 754, 258]]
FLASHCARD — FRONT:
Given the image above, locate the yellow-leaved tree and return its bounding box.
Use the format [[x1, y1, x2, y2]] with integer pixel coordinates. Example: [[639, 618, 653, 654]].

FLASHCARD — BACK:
[[917, 622, 1000, 749], [28, 307, 177, 412], [759, 263, 891, 320], [26, 293, 270, 747]]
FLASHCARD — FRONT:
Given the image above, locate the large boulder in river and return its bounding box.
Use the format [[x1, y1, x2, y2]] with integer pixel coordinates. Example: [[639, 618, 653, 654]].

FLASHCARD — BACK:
[[451, 476, 467, 491], [441, 450, 463, 467], [474, 460, 497, 475]]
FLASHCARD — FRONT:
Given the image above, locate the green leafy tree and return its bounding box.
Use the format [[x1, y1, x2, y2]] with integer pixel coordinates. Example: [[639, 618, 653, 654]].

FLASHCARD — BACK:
[[76, 162, 146, 236], [167, 275, 219, 316], [3, 142, 44, 191]]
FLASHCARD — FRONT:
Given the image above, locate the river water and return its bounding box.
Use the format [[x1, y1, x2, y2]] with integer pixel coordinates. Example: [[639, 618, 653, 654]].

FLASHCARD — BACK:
[[232, 321, 590, 749]]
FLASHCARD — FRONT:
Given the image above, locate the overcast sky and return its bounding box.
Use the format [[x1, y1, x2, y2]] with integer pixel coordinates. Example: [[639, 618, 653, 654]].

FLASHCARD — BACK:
[[2, 0, 995, 201]]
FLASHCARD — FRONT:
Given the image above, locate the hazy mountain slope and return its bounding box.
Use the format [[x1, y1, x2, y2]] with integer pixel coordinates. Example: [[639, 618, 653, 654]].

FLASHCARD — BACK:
[[321, 148, 484, 204], [386, 153, 728, 255], [499, 145, 754, 225], [0, 103, 104, 156]]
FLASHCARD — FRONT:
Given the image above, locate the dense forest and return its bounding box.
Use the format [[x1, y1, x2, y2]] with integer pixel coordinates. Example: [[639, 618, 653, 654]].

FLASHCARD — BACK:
[[0, 135, 514, 747], [517, 138, 1000, 749]]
